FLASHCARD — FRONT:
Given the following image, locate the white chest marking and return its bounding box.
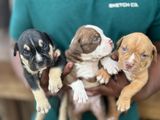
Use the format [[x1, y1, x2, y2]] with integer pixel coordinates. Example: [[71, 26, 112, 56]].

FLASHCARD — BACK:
[[75, 61, 99, 79]]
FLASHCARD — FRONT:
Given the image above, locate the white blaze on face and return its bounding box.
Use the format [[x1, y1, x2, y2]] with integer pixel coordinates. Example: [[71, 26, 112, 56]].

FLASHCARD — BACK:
[[36, 51, 43, 62], [127, 53, 135, 64]]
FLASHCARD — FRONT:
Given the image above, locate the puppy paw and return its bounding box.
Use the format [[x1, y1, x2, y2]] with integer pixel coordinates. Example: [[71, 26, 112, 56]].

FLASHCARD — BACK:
[[96, 68, 110, 84], [36, 98, 51, 114], [48, 77, 63, 94], [107, 60, 120, 75], [116, 97, 131, 112], [107, 116, 117, 120], [101, 57, 120, 75], [70, 80, 88, 103]]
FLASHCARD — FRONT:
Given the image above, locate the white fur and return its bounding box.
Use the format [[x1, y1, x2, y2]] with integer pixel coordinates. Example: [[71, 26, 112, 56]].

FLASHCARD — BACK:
[[70, 25, 114, 103], [70, 61, 99, 103], [32, 81, 51, 114], [123, 70, 132, 82], [70, 80, 88, 103], [85, 25, 103, 34], [75, 61, 99, 79], [101, 57, 120, 75], [36, 52, 43, 62], [127, 53, 135, 64]]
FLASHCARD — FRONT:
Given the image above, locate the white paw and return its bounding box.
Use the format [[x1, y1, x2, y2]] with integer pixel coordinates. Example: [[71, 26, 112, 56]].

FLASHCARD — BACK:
[[107, 116, 116, 120], [70, 80, 88, 103], [97, 75, 109, 84], [36, 99, 51, 114], [101, 57, 120, 75], [48, 77, 63, 94]]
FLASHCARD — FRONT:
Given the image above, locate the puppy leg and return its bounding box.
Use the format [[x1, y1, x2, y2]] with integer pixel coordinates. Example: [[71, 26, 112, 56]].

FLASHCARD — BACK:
[[107, 97, 119, 120], [24, 70, 51, 115], [48, 67, 63, 93], [97, 68, 111, 84], [59, 93, 68, 120], [32, 81, 51, 114], [91, 97, 106, 120], [101, 57, 120, 75], [70, 80, 88, 103], [68, 105, 82, 120], [117, 77, 148, 112], [35, 112, 45, 120]]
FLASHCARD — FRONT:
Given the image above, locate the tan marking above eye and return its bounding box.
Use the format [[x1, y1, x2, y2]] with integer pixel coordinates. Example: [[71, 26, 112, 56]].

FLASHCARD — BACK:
[[24, 44, 30, 51], [39, 39, 43, 47]]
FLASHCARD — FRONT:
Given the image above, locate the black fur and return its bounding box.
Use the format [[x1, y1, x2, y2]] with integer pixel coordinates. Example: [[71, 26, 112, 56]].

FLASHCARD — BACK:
[[14, 29, 66, 90]]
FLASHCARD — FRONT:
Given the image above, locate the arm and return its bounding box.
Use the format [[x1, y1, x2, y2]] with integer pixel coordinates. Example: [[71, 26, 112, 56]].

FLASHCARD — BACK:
[[87, 42, 160, 101], [134, 42, 160, 100]]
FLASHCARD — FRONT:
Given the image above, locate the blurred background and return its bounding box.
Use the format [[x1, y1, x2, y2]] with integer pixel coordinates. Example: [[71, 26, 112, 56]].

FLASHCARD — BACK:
[[0, 0, 160, 120]]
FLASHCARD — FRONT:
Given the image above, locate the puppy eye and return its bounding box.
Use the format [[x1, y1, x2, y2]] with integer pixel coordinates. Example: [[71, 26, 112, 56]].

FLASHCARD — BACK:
[[141, 53, 149, 59], [41, 43, 48, 50], [23, 49, 31, 56], [122, 46, 128, 52], [93, 36, 101, 43]]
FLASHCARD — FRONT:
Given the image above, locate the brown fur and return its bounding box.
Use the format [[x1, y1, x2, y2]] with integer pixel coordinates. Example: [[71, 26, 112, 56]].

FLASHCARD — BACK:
[[65, 26, 101, 62], [60, 26, 119, 120], [116, 32, 157, 112]]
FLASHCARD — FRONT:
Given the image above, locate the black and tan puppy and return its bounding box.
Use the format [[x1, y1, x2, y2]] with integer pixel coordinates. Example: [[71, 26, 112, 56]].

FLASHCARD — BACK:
[[14, 29, 66, 120]]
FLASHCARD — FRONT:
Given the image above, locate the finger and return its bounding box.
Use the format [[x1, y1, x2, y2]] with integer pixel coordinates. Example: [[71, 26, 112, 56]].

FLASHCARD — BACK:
[[86, 86, 101, 92], [87, 91, 99, 96], [62, 62, 74, 76]]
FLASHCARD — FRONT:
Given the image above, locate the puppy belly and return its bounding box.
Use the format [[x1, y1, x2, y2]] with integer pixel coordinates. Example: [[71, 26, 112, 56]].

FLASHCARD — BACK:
[[73, 95, 102, 113]]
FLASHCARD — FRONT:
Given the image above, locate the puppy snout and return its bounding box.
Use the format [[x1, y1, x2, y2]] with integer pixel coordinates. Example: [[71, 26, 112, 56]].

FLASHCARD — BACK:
[[108, 40, 114, 48], [125, 62, 134, 69]]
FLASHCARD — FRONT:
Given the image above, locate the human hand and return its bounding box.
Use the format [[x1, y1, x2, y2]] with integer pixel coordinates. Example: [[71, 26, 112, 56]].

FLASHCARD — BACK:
[[86, 71, 129, 97]]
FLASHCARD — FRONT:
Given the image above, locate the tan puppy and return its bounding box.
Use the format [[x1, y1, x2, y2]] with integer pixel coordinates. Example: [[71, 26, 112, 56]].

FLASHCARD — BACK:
[[116, 32, 157, 112], [59, 25, 119, 120]]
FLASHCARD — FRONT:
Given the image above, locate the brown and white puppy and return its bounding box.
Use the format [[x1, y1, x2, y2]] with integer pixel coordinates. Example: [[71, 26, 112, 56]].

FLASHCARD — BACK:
[[59, 25, 119, 120], [116, 32, 157, 112]]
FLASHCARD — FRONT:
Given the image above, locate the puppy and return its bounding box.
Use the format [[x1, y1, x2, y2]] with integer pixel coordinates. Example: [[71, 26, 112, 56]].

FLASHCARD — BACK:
[[116, 32, 157, 112], [59, 25, 119, 120], [14, 29, 66, 120]]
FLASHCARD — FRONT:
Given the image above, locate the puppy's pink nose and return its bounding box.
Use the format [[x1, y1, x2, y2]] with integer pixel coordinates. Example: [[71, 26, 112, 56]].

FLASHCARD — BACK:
[[108, 40, 113, 46], [125, 62, 134, 69]]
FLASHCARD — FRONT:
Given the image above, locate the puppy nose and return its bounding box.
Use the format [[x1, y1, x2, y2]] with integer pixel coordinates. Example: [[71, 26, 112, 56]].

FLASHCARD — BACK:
[[108, 40, 113, 46], [125, 62, 134, 69]]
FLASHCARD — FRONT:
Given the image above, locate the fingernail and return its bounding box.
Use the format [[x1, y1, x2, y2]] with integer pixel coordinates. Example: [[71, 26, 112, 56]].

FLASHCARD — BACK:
[[68, 62, 73, 68]]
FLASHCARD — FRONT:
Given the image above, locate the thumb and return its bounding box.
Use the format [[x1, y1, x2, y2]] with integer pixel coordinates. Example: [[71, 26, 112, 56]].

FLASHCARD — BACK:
[[62, 62, 74, 76]]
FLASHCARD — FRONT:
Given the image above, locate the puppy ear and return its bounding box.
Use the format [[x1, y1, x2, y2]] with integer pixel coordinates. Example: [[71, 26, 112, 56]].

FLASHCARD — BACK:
[[65, 37, 83, 62], [42, 32, 54, 46], [152, 45, 157, 62], [13, 43, 19, 56], [65, 38, 83, 62], [65, 49, 82, 63], [116, 36, 124, 50], [65, 28, 84, 62]]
